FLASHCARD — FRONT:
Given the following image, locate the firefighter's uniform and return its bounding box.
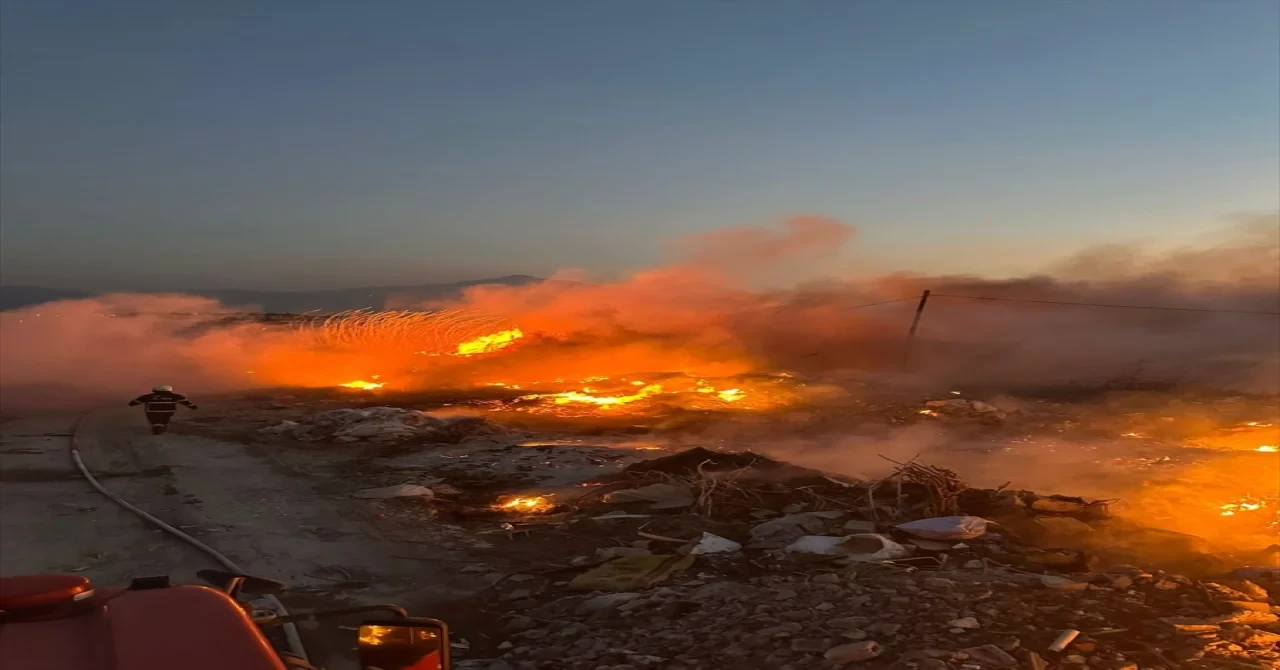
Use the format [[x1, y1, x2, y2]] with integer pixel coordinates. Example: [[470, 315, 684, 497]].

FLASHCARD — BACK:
[[128, 389, 198, 434]]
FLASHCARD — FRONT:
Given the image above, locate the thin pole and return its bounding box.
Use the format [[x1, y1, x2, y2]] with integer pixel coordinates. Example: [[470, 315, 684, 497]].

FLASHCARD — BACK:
[[902, 290, 932, 370]]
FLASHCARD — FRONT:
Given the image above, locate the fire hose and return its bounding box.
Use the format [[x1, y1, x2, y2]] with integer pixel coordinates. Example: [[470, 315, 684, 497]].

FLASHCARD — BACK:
[[69, 412, 310, 663]]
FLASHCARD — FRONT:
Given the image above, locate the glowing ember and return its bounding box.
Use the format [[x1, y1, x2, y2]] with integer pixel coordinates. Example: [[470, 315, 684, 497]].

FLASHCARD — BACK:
[[1121, 432, 1146, 438], [339, 379, 384, 390], [919, 409, 939, 417], [455, 327, 524, 356], [1245, 422, 1274, 427], [717, 388, 745, 402], [494, 495, 554, 513], [1259, 445, 1278, 453], [534, 384, 666, 408], [1220, 498, 1267, 516]]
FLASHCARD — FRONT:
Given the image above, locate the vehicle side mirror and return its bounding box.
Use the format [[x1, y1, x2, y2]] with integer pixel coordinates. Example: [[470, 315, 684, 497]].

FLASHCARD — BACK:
[[357, 618, 450, 670]]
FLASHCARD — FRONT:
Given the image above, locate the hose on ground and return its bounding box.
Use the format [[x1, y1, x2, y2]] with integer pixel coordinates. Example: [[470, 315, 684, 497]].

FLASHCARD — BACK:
[[70, 413, 309, 663]]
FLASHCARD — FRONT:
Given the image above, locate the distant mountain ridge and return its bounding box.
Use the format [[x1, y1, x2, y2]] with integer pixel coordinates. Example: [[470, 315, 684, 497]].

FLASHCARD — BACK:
[[0, 275, 541, 313]]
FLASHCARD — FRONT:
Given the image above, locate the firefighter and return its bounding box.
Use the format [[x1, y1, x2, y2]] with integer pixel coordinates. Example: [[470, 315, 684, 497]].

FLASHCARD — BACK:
[[128, 385, 198, 434]]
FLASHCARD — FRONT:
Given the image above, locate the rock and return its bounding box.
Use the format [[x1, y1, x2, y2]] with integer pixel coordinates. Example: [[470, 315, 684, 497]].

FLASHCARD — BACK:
[[995, 637, 1021, 652], [838, 629, 869, 641], [824, 641, 882, 663], [948, 617, 981, 629], [1108, 575, 1133, 590], [828, 617, 871, 629], [602, 483, 696, 510], [595, 547, 652, 561], [842, 519, 877, 533], [1223, 600, 1273, 613], [259, 420, 300, 434], [790, 639, 830, 653], [1235, 579, 1272, 601], [1204, 582, 1255, 601], [1211, 609, 1279, 625], [749, 512, 845, 548], [334, 420, 420, 439], [575, 593, 642, 615], [867, 623, 902, 635], [1064, 654, 1087, 665], [355, 484, 435, 499], [1034, 516, 1093, 536], [690, 581, 758, 601], [923, 577, 957, 592], [1153, 579, 1179, 590], [1241, 628, 1280, 648], [504, 616, 536, 632], [964, 559, 985, 569], [1039, 575, 1088, 591], [1158, 617, 1221, 635], [811, 573, 842, 585], [1027, 495, 1108, 517], [963, 644, 1017, 667], [1019, 650, 1048, 670]]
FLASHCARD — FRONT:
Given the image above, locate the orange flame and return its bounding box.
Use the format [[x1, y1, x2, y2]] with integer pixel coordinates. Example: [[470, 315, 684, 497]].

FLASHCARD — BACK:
[[1220, 498, 1266, 516], [455, 327, 524, 357], [340, 379, 384, 390], [494, 495, 554, 513]]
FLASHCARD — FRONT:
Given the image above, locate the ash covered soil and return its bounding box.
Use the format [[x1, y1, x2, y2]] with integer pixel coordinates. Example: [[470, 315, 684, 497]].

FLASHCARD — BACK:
[[162, 382, 1280, 670]]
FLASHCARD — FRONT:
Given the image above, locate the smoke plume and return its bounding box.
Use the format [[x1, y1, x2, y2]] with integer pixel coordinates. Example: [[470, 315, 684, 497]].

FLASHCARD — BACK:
[[2, 213, 1277, 408]]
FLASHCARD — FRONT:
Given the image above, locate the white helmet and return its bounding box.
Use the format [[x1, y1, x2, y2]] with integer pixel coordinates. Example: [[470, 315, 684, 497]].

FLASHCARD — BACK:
[[153, 385, 174, 392]]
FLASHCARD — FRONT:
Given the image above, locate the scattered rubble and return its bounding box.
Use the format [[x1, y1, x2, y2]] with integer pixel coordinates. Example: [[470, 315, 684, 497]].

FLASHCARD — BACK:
[[444, 446, 1280, 669], [258, 406, 503, 444]]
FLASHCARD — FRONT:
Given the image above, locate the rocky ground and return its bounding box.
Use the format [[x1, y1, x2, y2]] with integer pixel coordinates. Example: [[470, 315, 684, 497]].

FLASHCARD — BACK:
[[163, 387, 1280, 669], [470, 560, 1280, 670]]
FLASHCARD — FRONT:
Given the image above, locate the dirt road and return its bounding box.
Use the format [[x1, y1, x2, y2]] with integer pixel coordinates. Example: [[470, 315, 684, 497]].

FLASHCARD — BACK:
[[0, 408, 488, 670]]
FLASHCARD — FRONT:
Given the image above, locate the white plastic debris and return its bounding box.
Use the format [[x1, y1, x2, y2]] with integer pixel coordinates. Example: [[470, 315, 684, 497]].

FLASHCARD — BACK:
[[355, 484, 435, 500], [895, 516, 990, 541], [785, 534, 909, 561], [689, 532, 743, 555]]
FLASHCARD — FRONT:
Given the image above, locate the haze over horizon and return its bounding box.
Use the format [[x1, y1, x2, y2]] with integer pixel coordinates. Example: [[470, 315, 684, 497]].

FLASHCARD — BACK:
[[2, 0, 1277, 291]]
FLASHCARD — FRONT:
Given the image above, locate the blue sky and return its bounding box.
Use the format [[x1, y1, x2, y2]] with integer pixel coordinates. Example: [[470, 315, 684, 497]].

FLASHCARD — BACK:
[[1, 0, 1277, 290]]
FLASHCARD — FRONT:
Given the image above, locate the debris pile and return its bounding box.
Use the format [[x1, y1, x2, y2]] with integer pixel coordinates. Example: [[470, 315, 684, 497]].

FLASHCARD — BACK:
[[470, 562, 1280, 670], [258, 406, 503, 444], [445, 447, 1280, 670]]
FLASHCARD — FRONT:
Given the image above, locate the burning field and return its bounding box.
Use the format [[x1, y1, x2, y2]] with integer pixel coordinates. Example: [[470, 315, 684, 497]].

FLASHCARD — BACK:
[[1, 217, 1277, 555], [1, 216, 1278, 668]]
